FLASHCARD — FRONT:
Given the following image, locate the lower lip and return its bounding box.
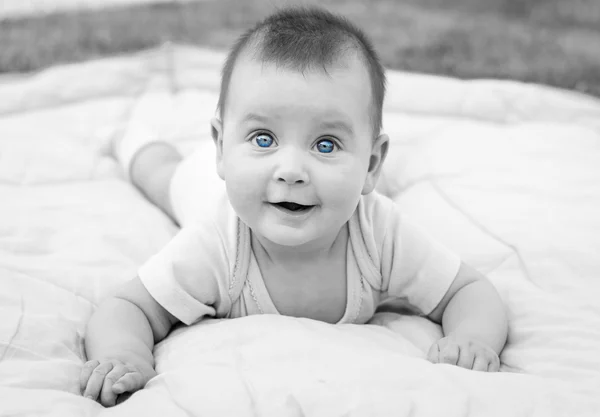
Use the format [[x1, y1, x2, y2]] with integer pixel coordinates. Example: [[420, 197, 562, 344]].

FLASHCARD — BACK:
[[268, 203, 316, 219]]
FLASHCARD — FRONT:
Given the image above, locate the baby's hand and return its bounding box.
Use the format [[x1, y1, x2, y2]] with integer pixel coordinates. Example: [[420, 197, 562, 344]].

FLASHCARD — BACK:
[[427, 335, 500, 372], [80, 359, 155, 407]]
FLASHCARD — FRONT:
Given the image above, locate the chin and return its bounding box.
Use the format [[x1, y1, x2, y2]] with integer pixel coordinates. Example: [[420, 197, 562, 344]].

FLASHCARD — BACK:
[[262, 229, 314, 247]]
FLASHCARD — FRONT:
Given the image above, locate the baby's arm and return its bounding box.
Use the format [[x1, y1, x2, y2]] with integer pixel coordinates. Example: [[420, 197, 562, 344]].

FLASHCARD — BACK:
[[81, 277, 179, 406], [427, 262, 508, 371]]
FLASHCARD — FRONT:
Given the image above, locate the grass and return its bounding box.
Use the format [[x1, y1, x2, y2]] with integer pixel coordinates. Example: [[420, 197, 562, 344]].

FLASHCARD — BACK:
[[1, 0, 600, 96]]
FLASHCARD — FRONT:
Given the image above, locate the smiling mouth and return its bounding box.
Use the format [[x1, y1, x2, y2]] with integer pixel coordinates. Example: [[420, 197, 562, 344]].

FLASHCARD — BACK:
[[271, 201, 315, 212]]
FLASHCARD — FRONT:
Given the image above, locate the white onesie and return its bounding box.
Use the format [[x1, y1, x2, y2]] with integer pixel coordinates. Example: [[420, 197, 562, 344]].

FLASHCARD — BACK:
[[138, 146, 461, 325]]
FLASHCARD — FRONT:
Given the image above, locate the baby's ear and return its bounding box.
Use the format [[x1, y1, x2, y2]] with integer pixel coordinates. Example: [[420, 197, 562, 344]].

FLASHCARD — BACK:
[[210, 118, 225, 180], [362, 133, 389, 195]]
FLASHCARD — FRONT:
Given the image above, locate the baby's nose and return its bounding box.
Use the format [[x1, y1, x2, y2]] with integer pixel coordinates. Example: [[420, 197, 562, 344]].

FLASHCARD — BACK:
[[273, 150, 309, 185], [277, 173, 307, 185], [276, 166, 309, 185]]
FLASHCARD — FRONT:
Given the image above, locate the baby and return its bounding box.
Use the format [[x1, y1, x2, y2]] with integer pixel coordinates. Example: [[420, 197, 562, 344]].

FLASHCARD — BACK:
[[80, 7, 508, 407]]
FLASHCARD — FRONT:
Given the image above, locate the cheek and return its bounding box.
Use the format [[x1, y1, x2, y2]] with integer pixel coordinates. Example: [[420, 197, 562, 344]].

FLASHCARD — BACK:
[[317, 161, 366, 205], [225, 175, 261, 227], [223, 154, 266, 205]]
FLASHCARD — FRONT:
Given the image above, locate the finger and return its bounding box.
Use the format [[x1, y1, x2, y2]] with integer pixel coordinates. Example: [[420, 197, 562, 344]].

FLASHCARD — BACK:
[[456, 348, 475, 370], [80, 360, 99, 394], [116, 391, 133, 405], [83, 362, 114, 401], [487, 354, 500, 372], [100, 364, 128, 407], [113, 371, 145, 394], [472, 355, 490, 372], [426, 343, 440, 363], [439, 343, 460, 366]]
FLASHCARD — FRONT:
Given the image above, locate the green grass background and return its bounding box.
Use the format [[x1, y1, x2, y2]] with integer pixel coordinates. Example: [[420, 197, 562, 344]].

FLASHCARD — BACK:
[[1, 0, 599, 96]]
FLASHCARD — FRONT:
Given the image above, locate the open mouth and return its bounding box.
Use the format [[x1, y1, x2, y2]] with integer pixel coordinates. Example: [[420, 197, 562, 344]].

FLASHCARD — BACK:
[[271, 201, 315, 213]]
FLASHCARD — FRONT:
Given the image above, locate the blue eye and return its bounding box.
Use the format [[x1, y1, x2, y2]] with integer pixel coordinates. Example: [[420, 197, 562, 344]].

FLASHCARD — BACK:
[[254, 133, 274, 148], [316, 139, 335, 154]]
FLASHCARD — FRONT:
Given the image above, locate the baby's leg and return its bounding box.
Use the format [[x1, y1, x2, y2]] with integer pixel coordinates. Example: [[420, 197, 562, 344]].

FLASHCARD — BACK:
[[130, 142, 182, 223]]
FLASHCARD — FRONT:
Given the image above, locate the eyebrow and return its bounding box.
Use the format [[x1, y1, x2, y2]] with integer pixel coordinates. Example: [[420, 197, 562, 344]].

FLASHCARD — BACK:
[[241, 113, 355, 136], [318, 120, 354, 136], [242, 113, 270, 124]]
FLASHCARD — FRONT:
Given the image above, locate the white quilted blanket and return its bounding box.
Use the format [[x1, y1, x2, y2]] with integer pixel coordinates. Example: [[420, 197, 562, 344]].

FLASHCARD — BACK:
[[1, 44, 599, 416]]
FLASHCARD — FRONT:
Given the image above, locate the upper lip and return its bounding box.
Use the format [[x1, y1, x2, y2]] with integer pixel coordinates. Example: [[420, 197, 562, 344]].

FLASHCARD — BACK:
[[270, 201, 314, 206]]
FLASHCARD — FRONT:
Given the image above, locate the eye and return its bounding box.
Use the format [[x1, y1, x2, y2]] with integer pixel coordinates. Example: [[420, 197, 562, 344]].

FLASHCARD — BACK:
[[253, 133, 275, 148], [315, 138, 336, 154]]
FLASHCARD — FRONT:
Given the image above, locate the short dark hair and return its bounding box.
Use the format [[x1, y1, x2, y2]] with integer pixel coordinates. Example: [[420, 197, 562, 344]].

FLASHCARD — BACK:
[[217, 7, 386, 137]]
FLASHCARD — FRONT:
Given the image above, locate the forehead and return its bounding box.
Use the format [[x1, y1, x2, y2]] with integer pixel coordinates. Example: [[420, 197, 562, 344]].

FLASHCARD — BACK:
[[225, 52, 372, 128]]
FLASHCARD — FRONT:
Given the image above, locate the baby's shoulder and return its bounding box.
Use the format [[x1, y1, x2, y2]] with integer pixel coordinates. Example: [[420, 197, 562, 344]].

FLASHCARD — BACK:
[[172, 196, 245, 284], [353, 191, 397, 239], [184, 194, 240, 242], [347, 192, 399, 282]]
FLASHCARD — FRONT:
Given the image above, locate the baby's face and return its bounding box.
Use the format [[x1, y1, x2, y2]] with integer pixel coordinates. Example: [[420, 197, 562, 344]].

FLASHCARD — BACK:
[[212, 53, 383, 249]]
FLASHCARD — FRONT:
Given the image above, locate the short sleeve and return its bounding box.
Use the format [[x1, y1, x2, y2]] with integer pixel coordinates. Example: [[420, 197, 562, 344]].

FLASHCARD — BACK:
[[138, 223, 233, 325], [374, 195, 461, 315]]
